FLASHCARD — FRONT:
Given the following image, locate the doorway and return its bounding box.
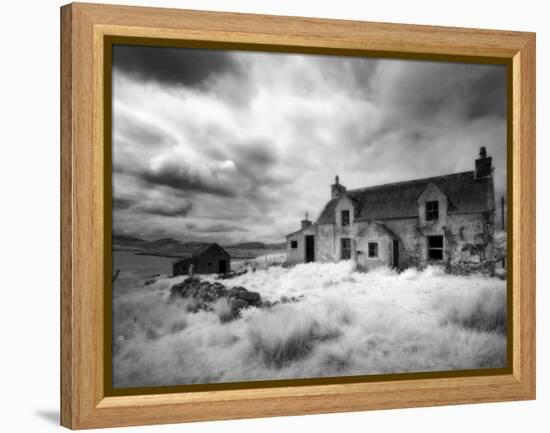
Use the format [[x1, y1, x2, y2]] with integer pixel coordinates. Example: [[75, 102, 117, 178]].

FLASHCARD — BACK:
[[392, 240, 399, 268], [219, 259, 228, 274], [305, 235, 315, 263], [341, 238, 351, 260]]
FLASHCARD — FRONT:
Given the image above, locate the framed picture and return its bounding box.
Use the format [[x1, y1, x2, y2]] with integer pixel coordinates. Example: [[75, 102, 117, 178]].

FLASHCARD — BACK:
[[60, 3, 536, 429]]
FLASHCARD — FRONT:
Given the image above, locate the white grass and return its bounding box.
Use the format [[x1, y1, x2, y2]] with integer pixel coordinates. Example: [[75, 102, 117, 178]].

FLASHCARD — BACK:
[[112, 261, 506, 387]]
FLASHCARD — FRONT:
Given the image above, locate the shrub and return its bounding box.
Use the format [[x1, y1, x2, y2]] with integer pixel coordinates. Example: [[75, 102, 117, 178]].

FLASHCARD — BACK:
[[247, 305, 341, 368], [247, 308, 316, 367], [212, 298, 234, 323], [112, 289, 190, 350], [436, 286, 506, 334]]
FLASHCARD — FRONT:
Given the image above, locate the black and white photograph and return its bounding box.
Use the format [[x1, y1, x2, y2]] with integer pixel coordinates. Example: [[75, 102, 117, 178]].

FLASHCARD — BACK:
[[111, 45, 508, 388]]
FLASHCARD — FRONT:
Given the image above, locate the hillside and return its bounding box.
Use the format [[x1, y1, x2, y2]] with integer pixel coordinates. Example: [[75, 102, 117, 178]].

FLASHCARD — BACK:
[[113, 262, 506, 387], [112, 233, 285, 259]]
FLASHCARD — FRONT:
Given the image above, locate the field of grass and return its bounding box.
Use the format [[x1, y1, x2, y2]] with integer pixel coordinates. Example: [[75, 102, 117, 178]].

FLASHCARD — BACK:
[[112, 261, 506, 388]]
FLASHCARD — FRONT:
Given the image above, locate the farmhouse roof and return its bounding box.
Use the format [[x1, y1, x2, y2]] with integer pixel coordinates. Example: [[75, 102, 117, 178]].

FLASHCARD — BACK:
[[317, 171, 494, 224]]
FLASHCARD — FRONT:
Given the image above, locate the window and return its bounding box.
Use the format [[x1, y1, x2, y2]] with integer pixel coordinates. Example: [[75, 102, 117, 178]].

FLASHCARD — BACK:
[[426, 200, 439, 221], [341, 238, 352, 259], [368, 242, 378, 258], [427, 235, 444, 260], [290, 240, 298, 249], [341, 210, 350, 226]]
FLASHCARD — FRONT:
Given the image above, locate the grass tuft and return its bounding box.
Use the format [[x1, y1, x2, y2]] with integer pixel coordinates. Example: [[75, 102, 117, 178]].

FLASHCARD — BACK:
[[436, 286, 506, 333]]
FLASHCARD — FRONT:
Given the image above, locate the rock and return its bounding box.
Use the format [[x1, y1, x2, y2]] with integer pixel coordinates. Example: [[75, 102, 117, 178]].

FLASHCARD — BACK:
[[217, 269, 248, 280], [238, 290, 260, 303], [230, 298, 249, 315], [228, 286, 248, 298], [170, 278, 228, 307], [170, 278, 264, 315]]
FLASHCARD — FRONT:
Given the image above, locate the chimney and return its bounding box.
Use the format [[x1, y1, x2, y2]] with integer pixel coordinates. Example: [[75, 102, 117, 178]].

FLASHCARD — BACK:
[[301, 211, 312, 229], [475, 147, 493, 179], [331, 175, 346, 199]]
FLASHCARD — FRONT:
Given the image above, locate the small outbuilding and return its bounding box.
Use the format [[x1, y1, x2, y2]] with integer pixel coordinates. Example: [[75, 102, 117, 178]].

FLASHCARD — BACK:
[[172, 243, 231, 276]]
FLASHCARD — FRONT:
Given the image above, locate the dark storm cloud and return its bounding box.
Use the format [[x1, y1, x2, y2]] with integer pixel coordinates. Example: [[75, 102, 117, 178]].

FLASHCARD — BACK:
[[187, 222, 248, 233], [377, 62, 506, 124], [240, 140, 278, 166], [137, 201, 193, 217], [140, 161, 236, 197], [112, 196, 136, 210], [112, 45, 241, 87], [317, 56, 379, 99], [112, 49, 507, 241], [465, 67, 507, 119]]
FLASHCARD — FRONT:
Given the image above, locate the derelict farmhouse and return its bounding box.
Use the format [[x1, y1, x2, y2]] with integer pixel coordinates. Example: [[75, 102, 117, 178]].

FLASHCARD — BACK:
[[286, 147, 497, 273]]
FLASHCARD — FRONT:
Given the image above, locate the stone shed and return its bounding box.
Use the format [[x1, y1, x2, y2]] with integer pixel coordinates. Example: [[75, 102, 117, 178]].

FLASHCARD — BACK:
[[172, 243, 231, 276]]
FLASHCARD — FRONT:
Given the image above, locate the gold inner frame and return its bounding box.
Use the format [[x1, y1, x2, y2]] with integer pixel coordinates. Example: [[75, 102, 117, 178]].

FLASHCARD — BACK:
[[102, 35, 514, 398]]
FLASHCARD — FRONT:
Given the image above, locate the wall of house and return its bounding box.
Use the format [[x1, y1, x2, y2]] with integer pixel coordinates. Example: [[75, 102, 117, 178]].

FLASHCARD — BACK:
[[173, 258, 191, 276], [335, 198, 354, 260], [354, 221, 394, 271], [383, 212, 495, 273], [286, 224, 316, 264], [315, 210, 495, 273], [440, 212, 495, 273], [383, 218, 422, 268], [315, 223, 336, 262], [300, 182, 495, 273]]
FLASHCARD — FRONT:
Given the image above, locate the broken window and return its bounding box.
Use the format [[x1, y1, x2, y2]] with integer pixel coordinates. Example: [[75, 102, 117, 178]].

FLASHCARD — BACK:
[[368, 242, 378, 258], [341, 210, 350, 226], [426, 200, 439, 221], [427, 235, 444, 260], [341, 238, 351, 259], [290, 240, 298, 249]]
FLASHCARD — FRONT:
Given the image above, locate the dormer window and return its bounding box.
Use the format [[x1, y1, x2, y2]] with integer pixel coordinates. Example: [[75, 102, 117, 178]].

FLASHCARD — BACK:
[[426, 201, 439, 221], [341, 210, 350, 226]]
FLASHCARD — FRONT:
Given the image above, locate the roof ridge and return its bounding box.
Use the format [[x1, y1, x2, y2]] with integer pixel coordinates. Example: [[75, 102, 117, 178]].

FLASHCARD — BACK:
[[346, 170, 474, 194]]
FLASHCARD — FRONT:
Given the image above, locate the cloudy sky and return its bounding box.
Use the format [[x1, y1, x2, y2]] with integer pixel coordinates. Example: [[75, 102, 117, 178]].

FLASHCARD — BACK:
[[112, 45, 507, 244]]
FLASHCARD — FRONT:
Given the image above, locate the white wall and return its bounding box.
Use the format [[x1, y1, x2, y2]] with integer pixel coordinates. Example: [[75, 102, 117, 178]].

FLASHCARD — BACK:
[[0, 0, 546, 432]]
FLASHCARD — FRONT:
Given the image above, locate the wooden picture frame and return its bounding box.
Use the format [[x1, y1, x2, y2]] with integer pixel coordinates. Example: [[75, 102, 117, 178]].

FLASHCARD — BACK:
[[60, 2, 536, 429]]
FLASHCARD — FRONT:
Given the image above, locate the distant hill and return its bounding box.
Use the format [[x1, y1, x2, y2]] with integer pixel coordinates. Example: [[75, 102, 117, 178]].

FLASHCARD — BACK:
[[230, 241, 286, 250], [113, 233, 285, 259], [112, 233, 146, 244], [112, 233, 148, 251]]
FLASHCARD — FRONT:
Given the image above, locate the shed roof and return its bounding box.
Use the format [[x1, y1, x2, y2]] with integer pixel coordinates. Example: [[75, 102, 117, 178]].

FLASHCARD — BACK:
[[172, 242, 229, 265], [317, 171, 494, 224]]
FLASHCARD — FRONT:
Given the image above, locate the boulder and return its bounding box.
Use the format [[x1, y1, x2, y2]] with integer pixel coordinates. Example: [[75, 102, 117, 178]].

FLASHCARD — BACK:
[[230, 298, 249, 315], [170, 278, 228, 306], [238, 290, 260, 303], [228, 286, 248, 298]]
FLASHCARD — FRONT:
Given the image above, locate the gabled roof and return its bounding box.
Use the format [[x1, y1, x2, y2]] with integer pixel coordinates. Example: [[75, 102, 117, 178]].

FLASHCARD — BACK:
[[317, 171, 494, 224], [285, 224, 316, 238], [363, 221, 399, 239], [173, 243, 229, 265]]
